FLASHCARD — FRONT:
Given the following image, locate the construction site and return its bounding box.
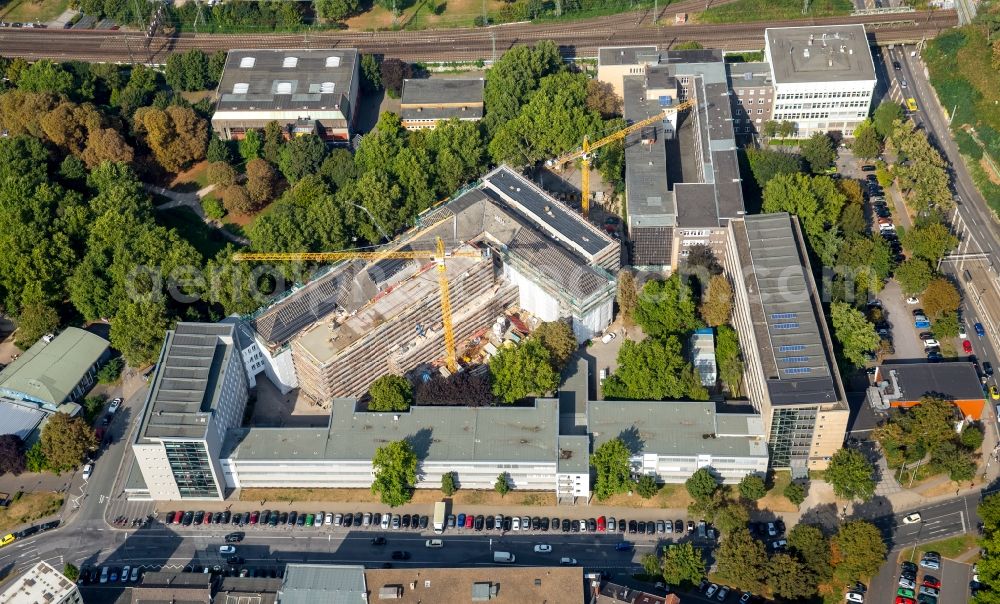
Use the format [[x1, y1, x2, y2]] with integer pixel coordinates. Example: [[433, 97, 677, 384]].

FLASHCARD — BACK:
[[237, 166, 620, 404]]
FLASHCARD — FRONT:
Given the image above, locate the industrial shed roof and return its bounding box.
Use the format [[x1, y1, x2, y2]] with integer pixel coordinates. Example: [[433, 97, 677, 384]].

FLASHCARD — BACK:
[[0, 327, 108, 406]]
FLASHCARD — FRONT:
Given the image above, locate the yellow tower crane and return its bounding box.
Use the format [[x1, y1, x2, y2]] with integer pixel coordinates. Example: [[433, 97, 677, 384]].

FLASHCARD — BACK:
[[549, 98, 696, 217], [233, 236, 485, 374]]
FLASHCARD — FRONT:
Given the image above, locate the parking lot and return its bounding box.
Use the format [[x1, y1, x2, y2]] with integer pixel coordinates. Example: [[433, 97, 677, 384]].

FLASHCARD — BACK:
[[877, 280, 928, 361], [869, 551, 973, 604]]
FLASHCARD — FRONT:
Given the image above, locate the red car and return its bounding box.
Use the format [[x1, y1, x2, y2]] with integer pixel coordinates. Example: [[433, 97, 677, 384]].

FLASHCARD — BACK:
[[597, 516, 606, 532], [249, 511, 260, 525], [465, 514, 474, 529], [204, 513, 213, 526], [174, 511, 184, 525], [922, 576, 941, 589], [896, 597, 915, 604], [963, 340, 973, 354]]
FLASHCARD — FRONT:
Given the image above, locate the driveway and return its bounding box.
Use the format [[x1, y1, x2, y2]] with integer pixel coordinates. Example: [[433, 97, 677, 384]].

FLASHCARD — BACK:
[[877, 280, 926, 362]]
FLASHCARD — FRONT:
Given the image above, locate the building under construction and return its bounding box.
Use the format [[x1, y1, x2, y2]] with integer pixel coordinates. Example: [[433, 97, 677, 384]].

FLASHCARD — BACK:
[[236, 166, 619, 403]]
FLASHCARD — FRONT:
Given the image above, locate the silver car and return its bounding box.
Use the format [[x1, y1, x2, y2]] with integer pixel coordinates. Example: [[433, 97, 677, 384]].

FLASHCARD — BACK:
[[521, 516, 530, 531], [494, 515, 503, 530], [391, 514, 401, 529], [363, 512, 372, 526], [608, 517, 616, 532]]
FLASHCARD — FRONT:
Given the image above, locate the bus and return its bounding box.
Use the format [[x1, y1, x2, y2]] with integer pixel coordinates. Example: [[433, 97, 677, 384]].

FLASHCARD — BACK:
[[906, 98, 918, 112]]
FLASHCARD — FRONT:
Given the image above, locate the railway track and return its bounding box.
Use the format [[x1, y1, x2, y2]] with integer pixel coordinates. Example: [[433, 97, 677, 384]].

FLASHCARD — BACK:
[[0, 8, 957, 63]]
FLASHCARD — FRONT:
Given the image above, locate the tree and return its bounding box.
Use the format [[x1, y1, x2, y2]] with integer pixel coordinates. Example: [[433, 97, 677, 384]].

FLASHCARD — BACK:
[[642, 552, 662, 577], [96, 357, 125, 384], [660, 542, 706, 588], [585, 78, 622, 118], [616, 270, 638, 324], [961, 425, 984, 450], [371, 440, 418, 507], [685, 467, 719, 501], [767, 553, 816, 600], [787, 523, 833, 583], [745, 147, 804, 189], [714, 502, 750, 535], [738, 474, 766, 501], [368, 374, 413, 412], [39, 413, 96, 473], [315, 0, 359, 20], [591, 438, 633, 501], [715, 528, 768, 592], [206, 161, 237, 187], [277, 134, 327, 184], [922, 277, 961, 319], [763, 173, 846, 247], [110, 299, 170, 367], [63, 564, 80, 582], [903, 396, 960, 452], [239, 129, 262, 162], [320, 148, 359, 190], [483, 40, 562, 132], [800, 132, 836, 174], [489, 338, 559, 403], [895, 258, 934, 296], [15, 303, 60, 348], [784, 481, 806, 506], [685, 244, 723, 276], [380, 59, 412, 98], [165, 50, 213, 92], [16, 60, 74, 96], [81, 127, 134, 168], [852, 119, 882, 160], [933, 311, 961, 339], [494, 472, 511, 497], [245, 158, 277, 207], [262, 121, 286, 164], [700, 275, 733, 327], [441, 471, 457, 496], [826, 448, 876, 501], [830, 302, 880, 367], [839, 203, 866, 237], [901, 222, 958, 263], [359, 54, 382, 94], [532, 320, 577, 371], [602, 337, 696, 400], [222, 185, 253, 215], [204, 196, 226, 220], [778, 120, 795, 138], [674, 41, 705, 50], [635, 274, 701, 338], [26, 442, 47, 473], [831, 520, 887, 584], [206, 137, 233, 164], [873, 101, 904, 140], [133, 106, 208, 172], [636, 474, 659, 498], [0, 434, 27, 476], [715, 325, 744, 397]]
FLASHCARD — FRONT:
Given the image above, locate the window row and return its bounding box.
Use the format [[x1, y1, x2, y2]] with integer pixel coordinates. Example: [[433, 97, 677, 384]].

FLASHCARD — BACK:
[[775, 90, 870, 100]]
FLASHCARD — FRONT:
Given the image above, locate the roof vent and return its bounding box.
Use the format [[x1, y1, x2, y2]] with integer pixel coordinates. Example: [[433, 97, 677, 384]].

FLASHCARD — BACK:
[[326, 56, 341, 67], [276, 82, 292, 94], [803, 48, 810, 59], [393, 415, 400, 421], [320, 81, 336, 93], [233, 83, 249, 94], [239, 57, 256, 68], [282, 56, 298, 68]]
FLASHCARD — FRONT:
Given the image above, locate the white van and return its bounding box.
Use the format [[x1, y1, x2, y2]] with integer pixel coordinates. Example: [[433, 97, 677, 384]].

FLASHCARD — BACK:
[[493, 551, 515, 563]]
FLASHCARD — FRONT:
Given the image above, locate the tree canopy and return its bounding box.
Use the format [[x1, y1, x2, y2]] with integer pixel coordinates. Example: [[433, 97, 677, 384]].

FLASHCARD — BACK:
[[830, 303, 880, 368], [591, 438, 633, 501], [660, 542, 706, 588], [39, 413, 96, 473], [738, 474, 766, 501], [371, 440, 418, 507], [685, 467, 719, 501], [800, 132, 836, 174], [700, 274, 733, 327], [635, 274, 701, 338], [368, 375, 413, 412], [826, 448, 876, 501], [489, 338, 559, 403], [0, 434, 27, 476], [602, 337, 705, 400], [832, 520, 887, 584], [715, 528, 768, 592], [532, 320, 578, 371]]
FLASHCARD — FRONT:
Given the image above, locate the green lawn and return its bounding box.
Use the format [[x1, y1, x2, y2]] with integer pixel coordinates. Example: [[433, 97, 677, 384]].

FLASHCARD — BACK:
[[698, 0, 852, 23], [0, 0, 70, 24], [155, 207, 229, 260], [898, 533, 978, 562]]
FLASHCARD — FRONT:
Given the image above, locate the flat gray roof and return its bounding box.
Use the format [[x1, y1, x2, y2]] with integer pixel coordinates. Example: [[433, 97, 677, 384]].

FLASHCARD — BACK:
[[734, 213, 841, 407], [727, 62, 773, 89], [139, 323, 239, 441], [401, 78, 484, 105], [623, 75, 674, 227], [223, 398, 559, 464], [0, 400, 47, 441], [588, 400, 767, 458], [215, 49, 357, 113], [598, 46, 657, 66], [765, 25, 876, 85], [878, 362, 985, 402], [277, 565, 365, 604], [557, 434, 590, 473]]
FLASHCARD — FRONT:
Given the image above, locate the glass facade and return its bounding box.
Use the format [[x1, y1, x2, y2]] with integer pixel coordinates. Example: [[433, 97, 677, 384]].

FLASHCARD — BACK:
[[164, 441, 219, 498], [768, 408, 817, 467]]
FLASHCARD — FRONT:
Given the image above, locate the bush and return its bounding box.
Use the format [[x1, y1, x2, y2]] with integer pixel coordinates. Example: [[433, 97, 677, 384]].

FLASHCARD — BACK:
[[206, 161, 237, 187], [368, 374, 412, 412], [636, 474, 659, 499], [441, 471, 457, 496], [82, 395, 106, 423], [202, 195, 226, 220], [738, 474, 767, 501], [96, 357, 124, 384], [784, 481, 806, 506]]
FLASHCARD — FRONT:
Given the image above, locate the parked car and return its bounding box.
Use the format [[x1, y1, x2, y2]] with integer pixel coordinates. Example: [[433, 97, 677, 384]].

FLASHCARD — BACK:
[[706, 584, 720, 598], [108, 398, 122, 414], [717, 586, 730, 601], [559, 557, 577, 566], [846, 593, 864, 603], [964, 340, 973, 354], [984, 361, 994, 377]]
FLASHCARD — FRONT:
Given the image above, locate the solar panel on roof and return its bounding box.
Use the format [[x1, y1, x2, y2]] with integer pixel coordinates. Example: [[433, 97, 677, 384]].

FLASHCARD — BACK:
[[778, 344, 805, 352], [773, 322, 799, 330], [771, 312, 797, 320], [781, 356, 809, 363], [783, 367, 812, 375]]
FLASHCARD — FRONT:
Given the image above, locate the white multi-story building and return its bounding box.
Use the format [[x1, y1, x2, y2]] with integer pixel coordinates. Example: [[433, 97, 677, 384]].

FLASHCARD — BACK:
[[0, 561, 83, 604], [764, 25, 877, 137], [130, 323, 249, 501]]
